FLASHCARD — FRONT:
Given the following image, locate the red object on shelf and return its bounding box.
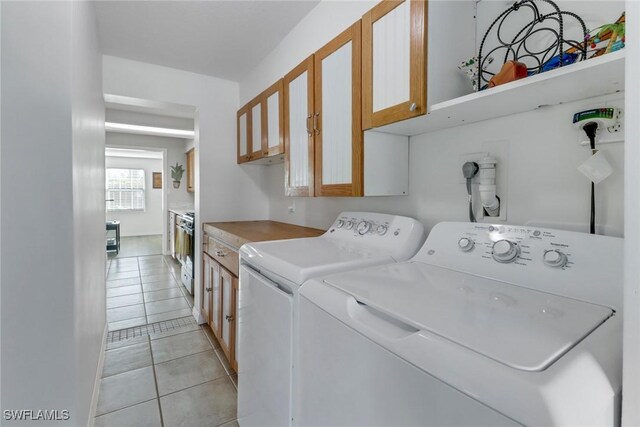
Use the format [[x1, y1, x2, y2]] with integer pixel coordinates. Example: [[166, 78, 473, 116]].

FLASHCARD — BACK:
[[488, 61, 528, 88]]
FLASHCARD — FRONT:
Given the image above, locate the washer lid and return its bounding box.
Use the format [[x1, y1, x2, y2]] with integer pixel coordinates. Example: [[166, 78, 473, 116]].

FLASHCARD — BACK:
[[323, 262, 614, 371], [240, 237, 395, 285]]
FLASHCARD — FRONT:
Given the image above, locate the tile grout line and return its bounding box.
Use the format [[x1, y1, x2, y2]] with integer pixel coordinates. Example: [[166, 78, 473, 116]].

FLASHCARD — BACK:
[[95, 396, 158, 419], [200, 325, 237, 388], [139, 256, 166, 427]]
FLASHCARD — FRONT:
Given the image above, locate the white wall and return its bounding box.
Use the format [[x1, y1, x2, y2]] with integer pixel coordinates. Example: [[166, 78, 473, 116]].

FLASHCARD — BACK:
[[623, 1, 640, 424], [71, 3, 107, 424], [106, 155, 164, 237], [1, 2, 105, 425], [103, 55, 270, 322]]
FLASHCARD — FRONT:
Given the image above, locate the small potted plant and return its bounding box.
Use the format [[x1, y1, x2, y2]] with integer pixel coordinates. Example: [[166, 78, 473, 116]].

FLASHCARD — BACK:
[[170, 162, 185, 189]]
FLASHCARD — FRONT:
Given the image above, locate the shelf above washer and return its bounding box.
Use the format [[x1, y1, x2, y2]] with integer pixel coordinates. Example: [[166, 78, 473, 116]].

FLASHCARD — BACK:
[[375, 50, 626, 137]]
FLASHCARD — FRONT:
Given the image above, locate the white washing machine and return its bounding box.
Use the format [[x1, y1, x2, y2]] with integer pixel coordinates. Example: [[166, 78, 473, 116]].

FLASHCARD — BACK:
[[297, 222, 623, 426], [237, 212, 425, 427]]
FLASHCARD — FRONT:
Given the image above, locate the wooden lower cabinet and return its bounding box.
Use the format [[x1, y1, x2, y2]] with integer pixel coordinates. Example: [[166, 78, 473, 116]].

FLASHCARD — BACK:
[[219, 267, 238, 371], [202, 251, 238, 372], [201, 221, 325, 373]]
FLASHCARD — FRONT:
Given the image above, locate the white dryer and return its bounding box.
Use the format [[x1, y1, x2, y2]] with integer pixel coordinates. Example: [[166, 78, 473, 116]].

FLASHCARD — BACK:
[[297, 222, 623, 426], [237, 212, 425, 427]]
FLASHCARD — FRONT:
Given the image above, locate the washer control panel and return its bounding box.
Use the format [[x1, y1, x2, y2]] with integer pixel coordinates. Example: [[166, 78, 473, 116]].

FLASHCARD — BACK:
[[448, 224, 577, 269], [331, 215, 395, 237], [416, 222, 623, 310], [325, 212, 425, 262]]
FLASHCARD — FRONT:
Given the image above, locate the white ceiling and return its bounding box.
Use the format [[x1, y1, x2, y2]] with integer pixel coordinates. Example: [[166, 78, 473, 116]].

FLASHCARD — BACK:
[[94, 1, 320, 82]]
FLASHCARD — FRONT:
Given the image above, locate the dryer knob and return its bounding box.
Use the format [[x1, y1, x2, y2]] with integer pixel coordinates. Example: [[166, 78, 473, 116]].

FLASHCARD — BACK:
[[492, 240, 519, 263], [543, 250, 568, 268], [336, 220, 345, 228], [458, 238, 474, 252], [345, 221, 355, 230], [357, 221, 371, 235], [376, 225, 388, 236]]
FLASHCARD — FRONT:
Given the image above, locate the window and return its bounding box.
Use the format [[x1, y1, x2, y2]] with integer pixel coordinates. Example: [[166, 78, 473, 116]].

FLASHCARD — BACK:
[[106, 168, 146, 211]]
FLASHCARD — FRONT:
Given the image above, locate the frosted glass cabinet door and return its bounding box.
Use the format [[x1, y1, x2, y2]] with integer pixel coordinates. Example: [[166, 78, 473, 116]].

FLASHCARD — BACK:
[[250, 101, 264, 160], [265, 79, 284, 157], [284, 56, 315, 196], [362, 0, 427, 129], [236, 105, 251, 163], [314, 21, 363, 197]]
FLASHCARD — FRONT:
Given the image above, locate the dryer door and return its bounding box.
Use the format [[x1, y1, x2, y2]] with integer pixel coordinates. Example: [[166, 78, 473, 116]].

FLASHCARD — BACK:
[[237, 265, 293, 427]]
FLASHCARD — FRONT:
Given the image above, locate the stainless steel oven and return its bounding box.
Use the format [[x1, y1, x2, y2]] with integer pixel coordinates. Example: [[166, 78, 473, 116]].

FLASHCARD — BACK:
[[175, 212, 195, 294]]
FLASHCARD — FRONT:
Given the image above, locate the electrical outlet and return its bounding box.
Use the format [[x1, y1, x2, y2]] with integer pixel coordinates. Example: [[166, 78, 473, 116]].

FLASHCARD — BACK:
[[573, 97, 625, 146], [458, 152, 487, 185]]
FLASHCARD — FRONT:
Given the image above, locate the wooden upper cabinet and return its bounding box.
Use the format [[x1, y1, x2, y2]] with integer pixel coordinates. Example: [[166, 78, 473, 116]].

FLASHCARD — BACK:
[[186, 148, 195, 193], [263, 79, 285, 157], [237, 104, 251, 164], [314, 21, 363, 197], [249, 98, 264, 161], [284, 56, 315, 197], [362, 0, 427, 129], [237, 80, 284, 164]]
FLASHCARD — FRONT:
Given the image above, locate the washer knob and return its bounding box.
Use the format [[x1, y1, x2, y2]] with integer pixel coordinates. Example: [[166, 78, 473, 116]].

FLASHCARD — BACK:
[[345, 221, 355, 230], [336, 220, 345, 228], [376, 225, 388, 236], [458, 237, 475, 252], [357, 221, 371, 235], [492, 240, 519, 263], [543, 250, 568, 268]]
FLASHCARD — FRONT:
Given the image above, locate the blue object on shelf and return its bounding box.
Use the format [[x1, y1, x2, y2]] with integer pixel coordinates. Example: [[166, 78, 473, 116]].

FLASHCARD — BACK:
[[541, 53, 579, 72]]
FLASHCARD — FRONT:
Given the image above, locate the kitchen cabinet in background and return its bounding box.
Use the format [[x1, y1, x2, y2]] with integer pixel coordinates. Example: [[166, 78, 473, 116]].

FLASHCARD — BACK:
[[169, 211, 176, 258], [186, 148, 195, 193]]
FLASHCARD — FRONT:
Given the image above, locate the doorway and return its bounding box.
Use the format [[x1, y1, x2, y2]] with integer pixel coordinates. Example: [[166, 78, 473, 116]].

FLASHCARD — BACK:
[[105, 147, 167, 259]]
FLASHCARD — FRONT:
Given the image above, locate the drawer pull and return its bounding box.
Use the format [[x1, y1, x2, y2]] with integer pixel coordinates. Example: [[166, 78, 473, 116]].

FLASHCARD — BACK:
[[205, 287, 212, 292], [215, 250, 226, 257]]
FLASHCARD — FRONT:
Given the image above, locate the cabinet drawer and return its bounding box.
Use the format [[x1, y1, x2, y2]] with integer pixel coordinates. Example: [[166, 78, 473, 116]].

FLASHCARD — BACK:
[[207, 237, 239, 277]]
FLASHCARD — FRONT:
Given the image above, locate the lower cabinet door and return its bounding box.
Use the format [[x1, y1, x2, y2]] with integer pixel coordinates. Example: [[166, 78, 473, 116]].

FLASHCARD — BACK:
[[202, 254, 212, 324], [210, 260, 222, 338], [220, 266, 237, 369]]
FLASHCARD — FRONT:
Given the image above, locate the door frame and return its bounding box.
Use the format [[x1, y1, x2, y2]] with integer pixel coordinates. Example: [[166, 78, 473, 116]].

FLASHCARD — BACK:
[[105, 144, 169, 255]]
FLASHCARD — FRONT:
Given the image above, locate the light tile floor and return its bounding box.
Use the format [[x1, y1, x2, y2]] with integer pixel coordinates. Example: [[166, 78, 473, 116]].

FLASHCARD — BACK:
[[105, 255, 194, 331], [100, 255, 234, 426], [108, 235, 163, 259], [95, 324, 238, 427]]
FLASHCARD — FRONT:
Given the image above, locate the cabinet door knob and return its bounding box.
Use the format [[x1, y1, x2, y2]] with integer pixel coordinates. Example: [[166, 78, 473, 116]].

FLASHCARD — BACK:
[[205, 287, 212, 292], [225, 314, 234, 322], [409, 102, 417, 112], [215, 250, 225, 257]]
